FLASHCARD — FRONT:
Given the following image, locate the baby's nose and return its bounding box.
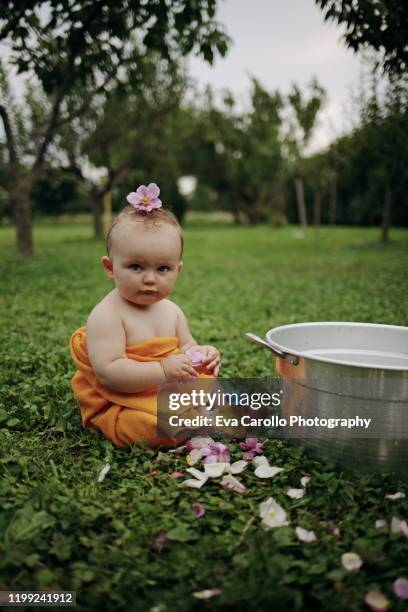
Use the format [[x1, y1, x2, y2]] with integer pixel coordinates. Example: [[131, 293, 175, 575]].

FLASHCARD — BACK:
[[143, 271, 156, 284]]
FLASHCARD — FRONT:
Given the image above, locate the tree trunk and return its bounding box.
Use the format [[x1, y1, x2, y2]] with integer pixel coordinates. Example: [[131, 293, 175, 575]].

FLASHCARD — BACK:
[[329, 179, 337, 226], [103, 189, 113, 236], [90, 189, 104, 239], [313, 189, 322, 228], [294, 177, 307, 228], [381, 185, 392, 244], [12, 175, 33, 257]]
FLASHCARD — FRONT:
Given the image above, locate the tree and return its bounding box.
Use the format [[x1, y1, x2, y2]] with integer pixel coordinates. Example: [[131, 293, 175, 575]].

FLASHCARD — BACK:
[[316, 0, 408, 75], [287, 78, 326, 229], [0, 0, 229, 256], [185, 80, 284, 225]]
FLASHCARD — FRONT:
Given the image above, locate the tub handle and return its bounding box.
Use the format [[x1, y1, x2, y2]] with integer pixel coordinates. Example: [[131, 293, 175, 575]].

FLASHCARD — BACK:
[[245, 333, 299, 365]]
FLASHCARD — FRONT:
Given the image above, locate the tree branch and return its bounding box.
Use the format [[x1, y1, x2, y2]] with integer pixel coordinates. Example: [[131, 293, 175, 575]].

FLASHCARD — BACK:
[[0, 102, 18, 168]]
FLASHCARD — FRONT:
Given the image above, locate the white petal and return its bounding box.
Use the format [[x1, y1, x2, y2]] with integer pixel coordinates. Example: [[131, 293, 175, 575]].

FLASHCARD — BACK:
[[97, 463, 110, 482], [341, 552, 363, 571], [220, 474, 246, 493], [375, 519, 387, 529], [259, 497, 289, 528], [295, 527, 316, 542], [300, 476, 311, 487], [204, 463, 228, 478], [193, 589, 221, 599], [168, 445, 187, 453], [188, 436, 215, 449], [186, 448, 204, 465], [252, 455, 269, 467], [229, 460, 248, 474], [183, 478, 207, 489], [255, 465, 284, 479], [385, 492, 406, 500], [286, 488, 305, 499], [186, 467, 208, 481], [391, 517, 408, 537]]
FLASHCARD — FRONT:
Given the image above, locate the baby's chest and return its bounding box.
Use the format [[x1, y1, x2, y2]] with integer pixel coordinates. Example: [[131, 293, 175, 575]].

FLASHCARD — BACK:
[[121, 306, 178, 344]]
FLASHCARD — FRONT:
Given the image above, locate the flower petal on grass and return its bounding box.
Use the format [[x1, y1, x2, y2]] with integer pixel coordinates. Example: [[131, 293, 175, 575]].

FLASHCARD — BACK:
[[204, 463, 228, 478], [192, 502, 205, 518], [341, 552, 363, 571], [393, 578, 408, 600], [252, 455, 269, 467], [183, 478, 207, 489], [327, 522, 341, 538], [186, 467, 207, 481], [193, 589, 222, 600], [186, 436, 214, 450], [243, 451, 255, 460], [229, 460, 248, 474], [220, 474, 246, 493], [202, 442, 230, 464], [385, 492, 405, 500], [168, 445, 187, 454], [97, 463, 110, 482], [153, 531, 167, 552], [183, 467, 209, 489], [186, 448, 204, 465], [169, 471, 184, 478], [240, 436, 264, 454], [286, 488, 305, 499], [375, 519, 387, 529], [259, 497, 289, 528], [295, 527, 316, 543], [255, 464, 284, 479], [391, 517, 408, 537], [300, 476, 311, 487], [364, 590, 389, 611]]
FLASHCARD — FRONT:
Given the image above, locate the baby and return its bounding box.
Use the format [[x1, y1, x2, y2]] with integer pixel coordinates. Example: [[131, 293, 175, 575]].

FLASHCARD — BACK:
[[70, 183, 220, 447]]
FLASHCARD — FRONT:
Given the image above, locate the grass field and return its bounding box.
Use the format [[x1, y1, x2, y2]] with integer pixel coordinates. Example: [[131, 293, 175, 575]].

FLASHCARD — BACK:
[[0, 222, 407, 611]]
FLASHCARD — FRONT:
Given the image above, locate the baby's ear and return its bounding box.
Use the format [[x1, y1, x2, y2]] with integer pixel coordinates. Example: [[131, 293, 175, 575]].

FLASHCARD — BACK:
[[178, 261, 183, 273], [101, 256, 114, 278]]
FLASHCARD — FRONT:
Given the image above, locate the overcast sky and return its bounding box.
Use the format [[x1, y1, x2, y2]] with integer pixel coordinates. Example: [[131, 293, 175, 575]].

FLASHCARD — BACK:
[[187, 0, 367, 151]]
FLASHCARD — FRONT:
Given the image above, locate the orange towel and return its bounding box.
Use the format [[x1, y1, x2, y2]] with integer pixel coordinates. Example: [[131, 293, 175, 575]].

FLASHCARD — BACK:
[[69, 327, 210, 448]]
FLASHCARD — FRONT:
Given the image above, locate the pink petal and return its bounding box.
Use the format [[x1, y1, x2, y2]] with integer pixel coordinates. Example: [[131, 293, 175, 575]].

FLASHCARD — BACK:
[[169, 471, 184, 478], [147, 198, 162, 210], [153, 531, 167, 551], [126, 192, 142, 205], [136, 185, 148, 198], [243, 451, 255, 461], [186, 436, 214, 450], [192, 502, 205, 518], [394, 578, 408, 600], [364, 590, 389, 611], [193, 588, 222, 600], [146, 182, 160, 199]]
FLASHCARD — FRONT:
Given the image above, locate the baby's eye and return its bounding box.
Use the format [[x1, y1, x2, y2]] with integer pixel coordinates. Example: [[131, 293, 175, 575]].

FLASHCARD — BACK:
[[130, 264, 142, 272], [158, 266, 170, 272]]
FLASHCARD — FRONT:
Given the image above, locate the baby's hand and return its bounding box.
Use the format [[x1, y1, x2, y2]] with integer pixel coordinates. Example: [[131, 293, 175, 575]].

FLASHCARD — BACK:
[[187, 345, 221, 376], [161, 354, 198, 382]]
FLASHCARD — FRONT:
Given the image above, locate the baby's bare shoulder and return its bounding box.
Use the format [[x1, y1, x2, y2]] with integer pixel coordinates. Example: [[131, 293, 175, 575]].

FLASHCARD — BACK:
[[86, 291, 122, 332], [159, 298, 183, 320]]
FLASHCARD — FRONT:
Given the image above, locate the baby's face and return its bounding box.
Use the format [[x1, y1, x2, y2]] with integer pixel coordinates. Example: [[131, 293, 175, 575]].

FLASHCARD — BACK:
[[102, 221, 182, 307]]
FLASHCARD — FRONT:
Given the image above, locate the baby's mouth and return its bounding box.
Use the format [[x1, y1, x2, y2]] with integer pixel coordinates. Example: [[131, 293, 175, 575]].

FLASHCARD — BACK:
[[141, 290, 157, 295]]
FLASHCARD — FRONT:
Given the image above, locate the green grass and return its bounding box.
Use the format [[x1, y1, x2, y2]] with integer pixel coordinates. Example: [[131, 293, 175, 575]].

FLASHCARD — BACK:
[[0, 223, 407, 611]]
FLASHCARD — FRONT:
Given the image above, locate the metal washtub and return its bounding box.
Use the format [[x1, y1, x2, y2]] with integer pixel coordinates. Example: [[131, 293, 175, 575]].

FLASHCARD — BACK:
[[246, 323, 408, 475]]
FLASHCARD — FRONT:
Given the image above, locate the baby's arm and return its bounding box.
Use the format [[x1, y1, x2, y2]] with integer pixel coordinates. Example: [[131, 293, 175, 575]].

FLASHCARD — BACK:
[[86, 303, 196, 392], [86, 304, 165, 392]]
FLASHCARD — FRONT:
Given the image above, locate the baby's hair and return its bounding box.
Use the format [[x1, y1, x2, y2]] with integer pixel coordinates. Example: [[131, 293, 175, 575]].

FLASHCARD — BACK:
[[106, 206, 184, 258]]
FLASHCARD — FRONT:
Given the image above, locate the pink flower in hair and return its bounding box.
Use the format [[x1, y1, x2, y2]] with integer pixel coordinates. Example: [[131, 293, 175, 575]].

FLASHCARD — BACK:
[[127, 183, 162, 211]]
